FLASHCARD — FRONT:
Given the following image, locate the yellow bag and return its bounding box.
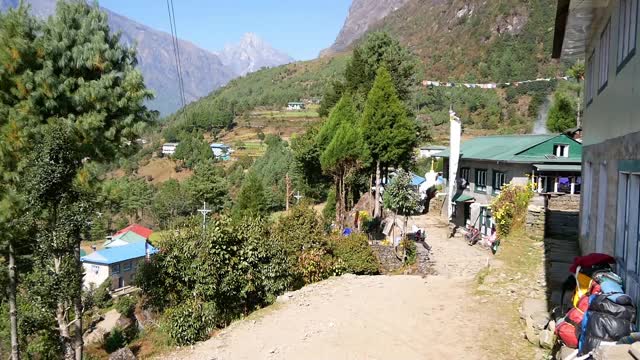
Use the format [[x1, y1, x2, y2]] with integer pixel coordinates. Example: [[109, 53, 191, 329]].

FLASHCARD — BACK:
[[572, 268, 594, 307]]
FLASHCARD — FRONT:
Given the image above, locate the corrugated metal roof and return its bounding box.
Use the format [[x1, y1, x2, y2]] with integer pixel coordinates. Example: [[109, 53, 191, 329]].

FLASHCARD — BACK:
[[81, 242, 157, 265], [114, 224, 153, 239], [411, 174, 426, 186], [438, 134, 582, 163], [534, 164, 582, 172], [452, 193, 475, 202]]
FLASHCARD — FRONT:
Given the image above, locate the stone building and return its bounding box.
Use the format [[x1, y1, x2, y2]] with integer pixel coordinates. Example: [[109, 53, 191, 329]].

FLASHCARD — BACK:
[[553, 0, 640, 301]]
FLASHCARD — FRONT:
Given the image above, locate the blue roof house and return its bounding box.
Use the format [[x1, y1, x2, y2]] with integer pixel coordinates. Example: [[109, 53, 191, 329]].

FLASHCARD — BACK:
[[81, 242, 158, 290]]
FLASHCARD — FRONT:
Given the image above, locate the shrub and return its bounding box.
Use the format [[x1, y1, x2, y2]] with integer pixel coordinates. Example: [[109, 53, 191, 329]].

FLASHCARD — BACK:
[[491, 184, 534, 238], [329, 234, 380, 274], [114, 296, 136, 318], [297, 249, 336, 284], [163, 301, 220, 346], [401, 238, 417, 265], [103, 326, 126, 353], [93, 279, 112, 309]]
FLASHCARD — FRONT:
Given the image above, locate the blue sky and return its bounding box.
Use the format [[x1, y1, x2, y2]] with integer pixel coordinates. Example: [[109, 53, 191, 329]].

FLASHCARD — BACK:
[[98, 0, 351, 60]]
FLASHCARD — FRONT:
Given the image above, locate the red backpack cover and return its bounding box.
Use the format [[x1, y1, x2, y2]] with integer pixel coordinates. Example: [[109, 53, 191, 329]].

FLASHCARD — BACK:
[[556, 295, 590, 348]]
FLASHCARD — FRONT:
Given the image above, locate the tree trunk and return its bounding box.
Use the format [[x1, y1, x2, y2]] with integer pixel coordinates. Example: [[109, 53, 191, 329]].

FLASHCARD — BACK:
[[374, 160, 381, 219], [369, 174, 374, 216], [340, 170, 347, 230], [55, 257, 75, 360], [73, 244, 83, 360], [8, 242, 20, 360], [334, 177, 340, 226]]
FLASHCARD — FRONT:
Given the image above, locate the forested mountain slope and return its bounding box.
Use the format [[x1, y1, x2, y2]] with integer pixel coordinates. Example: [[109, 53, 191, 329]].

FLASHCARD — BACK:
[[161, 0, 575, 144]]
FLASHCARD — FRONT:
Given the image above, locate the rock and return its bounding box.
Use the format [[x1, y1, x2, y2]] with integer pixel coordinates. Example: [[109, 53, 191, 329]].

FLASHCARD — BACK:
[[630, 342, 640, 359], [525, 325, 539, 345], [538, 329, 555, 350], [548, 319, 556, 333], [593, 344, 632, 360], [558, 345, 578, 360], [526, 311, 550, 331], [276, 292, 294, 303], [109, 347, 136, 360], [520, 298, 547, 319]]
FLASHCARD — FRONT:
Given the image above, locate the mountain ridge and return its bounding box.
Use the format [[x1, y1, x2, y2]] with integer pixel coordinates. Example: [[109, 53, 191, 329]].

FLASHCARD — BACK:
[[0, 0, 292, 116], [218, 32, 294, 77]]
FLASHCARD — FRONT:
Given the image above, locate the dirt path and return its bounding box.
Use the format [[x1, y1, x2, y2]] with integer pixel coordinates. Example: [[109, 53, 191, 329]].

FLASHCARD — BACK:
[[162, 215, 506, 360]]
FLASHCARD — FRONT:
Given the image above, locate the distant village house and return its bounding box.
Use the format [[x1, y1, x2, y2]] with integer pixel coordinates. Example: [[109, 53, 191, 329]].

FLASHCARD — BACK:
[[418, 145, 447, 159], [81, 241, 157, 290], [287, 102, 305, 111], [162, 142, 179, 156], [210, 142, 232, 160]]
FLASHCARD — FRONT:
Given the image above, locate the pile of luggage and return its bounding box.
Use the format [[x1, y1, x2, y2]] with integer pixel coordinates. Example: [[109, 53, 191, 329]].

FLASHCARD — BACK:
[[555, 253, 638, 359]]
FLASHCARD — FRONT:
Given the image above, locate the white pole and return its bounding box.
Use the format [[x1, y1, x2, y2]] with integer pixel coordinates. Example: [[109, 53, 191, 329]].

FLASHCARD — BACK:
[[448, 108, 462, 220]]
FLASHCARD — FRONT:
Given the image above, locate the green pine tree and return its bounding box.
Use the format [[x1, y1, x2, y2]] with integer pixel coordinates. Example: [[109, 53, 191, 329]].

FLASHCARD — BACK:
[[319, 95, 367, 227], [234, 173, 268, 216], [361, 66, 417, 218], [547, 91, 577, 133]]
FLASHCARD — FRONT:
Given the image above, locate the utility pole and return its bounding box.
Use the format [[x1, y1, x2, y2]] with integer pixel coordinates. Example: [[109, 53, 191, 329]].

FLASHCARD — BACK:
[[285, 173, 294, 211], [197, 201, 212, 232], [294, 191, 303, 204]]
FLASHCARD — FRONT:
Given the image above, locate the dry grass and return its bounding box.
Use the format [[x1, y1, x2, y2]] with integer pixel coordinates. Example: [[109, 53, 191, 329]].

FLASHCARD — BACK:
[[136, 158, 193, 184]]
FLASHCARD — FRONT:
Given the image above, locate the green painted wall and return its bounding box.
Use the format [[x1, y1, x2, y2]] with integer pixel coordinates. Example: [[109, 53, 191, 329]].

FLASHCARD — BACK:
[[518, 134, 582, 160]]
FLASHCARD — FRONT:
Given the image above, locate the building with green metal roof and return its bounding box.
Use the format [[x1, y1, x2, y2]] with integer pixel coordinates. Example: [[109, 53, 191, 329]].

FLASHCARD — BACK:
[[439, 133, 582, 232]]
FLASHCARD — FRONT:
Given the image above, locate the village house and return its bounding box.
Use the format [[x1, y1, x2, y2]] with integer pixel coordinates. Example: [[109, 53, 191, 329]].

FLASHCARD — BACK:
[[162, 142, 179, 156], [439, 134, 582, 234], [81, 241, 158, 290], [286, 101, 305, 111], [418, 145, 447, 159], [104, 224, 153, 248], [554, 0, 640, 300], [210, 142, 232, 160]]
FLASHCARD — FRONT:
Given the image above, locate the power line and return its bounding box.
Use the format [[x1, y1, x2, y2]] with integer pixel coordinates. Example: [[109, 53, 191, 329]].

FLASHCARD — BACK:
[[166, 0, 186, 109], [170, 0, 187, 108]]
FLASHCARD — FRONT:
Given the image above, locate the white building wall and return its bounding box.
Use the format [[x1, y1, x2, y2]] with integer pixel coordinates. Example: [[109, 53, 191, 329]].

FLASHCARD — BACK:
[[82, 262, 110, 289]]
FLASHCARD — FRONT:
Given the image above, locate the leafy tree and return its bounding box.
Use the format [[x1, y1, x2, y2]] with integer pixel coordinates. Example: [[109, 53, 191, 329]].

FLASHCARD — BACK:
[[173, 132, 214, 169], [361, 67, 417, 218], [184, 163, 230, 213], [152, 180, 192, 228], [547, 91, 577, 133], [383, 169, 420, 237], [290, 126, 329, 201], [250, 135, 297, 211], [234, 173, 268, 216]]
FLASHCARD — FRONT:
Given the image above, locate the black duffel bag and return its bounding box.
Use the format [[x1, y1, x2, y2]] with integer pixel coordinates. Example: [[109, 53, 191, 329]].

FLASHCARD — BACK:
[[580, 295, 636, 355]]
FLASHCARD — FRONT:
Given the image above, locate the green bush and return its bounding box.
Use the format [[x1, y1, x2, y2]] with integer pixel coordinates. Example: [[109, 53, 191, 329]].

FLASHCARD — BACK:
[[114, 295, 136, 318], [93, 279, 112, 309], [296, 249, 340, 284], [330, 234, 380, 274], [163, 301, 220, 346], [401, 238, 417, 265], [104, 326, 126, 353]]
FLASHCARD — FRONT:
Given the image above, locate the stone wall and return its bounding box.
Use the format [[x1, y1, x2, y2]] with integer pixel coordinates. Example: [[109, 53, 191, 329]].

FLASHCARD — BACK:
[[526, 205, 546, 240], [370, 241, 430, 274], [545, 194, 580, 240]]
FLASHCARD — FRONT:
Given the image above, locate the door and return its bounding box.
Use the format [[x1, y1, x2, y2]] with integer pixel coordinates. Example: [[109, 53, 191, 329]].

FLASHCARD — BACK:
[[118, 277, 124, 289], [596, 163, 608, 253]]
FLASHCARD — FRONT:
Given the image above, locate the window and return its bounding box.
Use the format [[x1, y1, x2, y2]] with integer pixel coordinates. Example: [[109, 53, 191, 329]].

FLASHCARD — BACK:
[[553, 144, 570, 157], [111, 264, 120, 274], [493, 171, 506, 194], [91, 265, 100, 274], [586, 50, 596, 105], [615, 173, 640, 279], [475, 169, 487, 192], [123, 261, 132, 272], [599, 20, 611, 92], [460, 167, 470, 182], [618, 0, 638, 71]]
